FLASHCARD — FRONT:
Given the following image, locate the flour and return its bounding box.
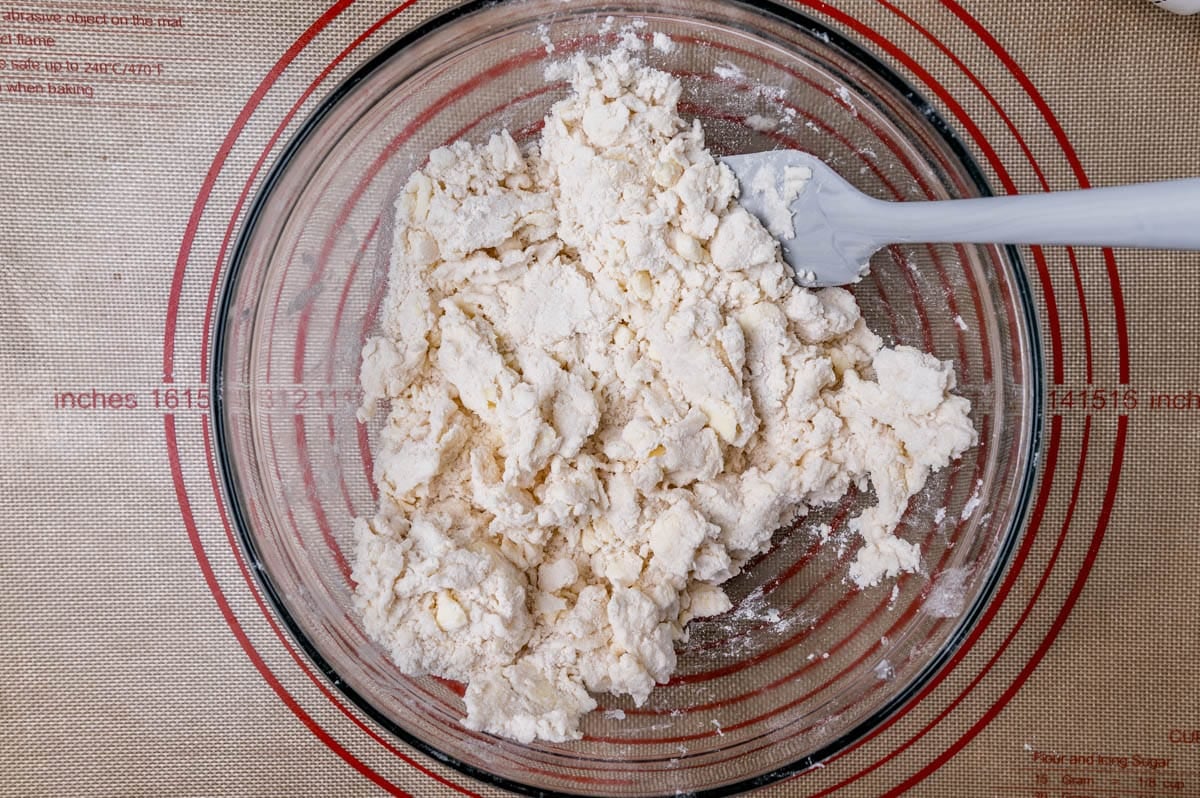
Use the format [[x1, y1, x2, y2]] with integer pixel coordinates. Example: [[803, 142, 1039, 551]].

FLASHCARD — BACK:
[[352, 40, 975, 743]]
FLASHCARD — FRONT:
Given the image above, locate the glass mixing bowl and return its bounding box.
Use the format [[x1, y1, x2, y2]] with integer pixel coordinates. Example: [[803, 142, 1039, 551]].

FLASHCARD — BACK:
[[213, 1, 1042, 795]]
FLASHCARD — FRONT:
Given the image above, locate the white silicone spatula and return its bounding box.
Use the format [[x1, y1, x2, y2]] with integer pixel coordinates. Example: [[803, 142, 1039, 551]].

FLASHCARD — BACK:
[[721, 150, 1200, 287]]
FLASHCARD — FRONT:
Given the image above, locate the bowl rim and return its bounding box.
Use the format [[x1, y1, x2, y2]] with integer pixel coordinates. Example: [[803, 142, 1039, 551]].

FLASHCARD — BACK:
[[211, 0, 1045, 795]]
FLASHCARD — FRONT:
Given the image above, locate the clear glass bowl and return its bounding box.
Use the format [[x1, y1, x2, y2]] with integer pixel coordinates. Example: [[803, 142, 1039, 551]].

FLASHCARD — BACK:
[[213, 1, 1042, 795]]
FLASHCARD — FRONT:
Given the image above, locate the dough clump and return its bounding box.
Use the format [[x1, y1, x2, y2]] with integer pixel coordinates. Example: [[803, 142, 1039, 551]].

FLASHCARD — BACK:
[[352, 41, 975, 743]]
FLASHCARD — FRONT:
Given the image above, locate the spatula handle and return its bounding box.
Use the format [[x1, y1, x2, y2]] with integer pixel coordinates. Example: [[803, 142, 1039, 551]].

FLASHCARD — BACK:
[[867, 178, 1200, 251]]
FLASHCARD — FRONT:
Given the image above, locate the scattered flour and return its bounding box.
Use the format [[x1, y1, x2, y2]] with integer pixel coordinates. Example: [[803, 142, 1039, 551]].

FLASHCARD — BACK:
[[745, 113, 779, 132], [960, 478, 984, 520], [833, 84, 858, 116], [352, 41, 976, 743], [535, 23, 554, 54], [924, 566, 970, 618], [713, 61, 744, 80], [651, 31, 676, 53]]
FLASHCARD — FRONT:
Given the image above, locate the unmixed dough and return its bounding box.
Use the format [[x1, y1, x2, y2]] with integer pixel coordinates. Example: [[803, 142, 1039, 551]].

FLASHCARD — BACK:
[[351, 39, 976, 744]]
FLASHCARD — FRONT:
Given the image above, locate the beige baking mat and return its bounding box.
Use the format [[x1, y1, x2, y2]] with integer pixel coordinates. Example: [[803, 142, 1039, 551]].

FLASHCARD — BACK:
[[3, 1, 1199, 795]]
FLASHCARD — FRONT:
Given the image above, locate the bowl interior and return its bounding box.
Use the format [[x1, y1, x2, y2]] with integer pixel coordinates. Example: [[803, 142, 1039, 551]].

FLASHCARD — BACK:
[[214, 1, 1041, 795]]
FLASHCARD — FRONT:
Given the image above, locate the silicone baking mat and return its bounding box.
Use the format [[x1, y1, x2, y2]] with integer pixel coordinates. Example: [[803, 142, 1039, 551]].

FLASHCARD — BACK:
[[3, 1, 1198, 795]]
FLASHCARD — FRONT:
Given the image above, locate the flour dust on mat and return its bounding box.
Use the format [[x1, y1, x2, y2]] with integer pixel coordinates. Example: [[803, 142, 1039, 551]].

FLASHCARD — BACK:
[[351, 38, 976, 743]]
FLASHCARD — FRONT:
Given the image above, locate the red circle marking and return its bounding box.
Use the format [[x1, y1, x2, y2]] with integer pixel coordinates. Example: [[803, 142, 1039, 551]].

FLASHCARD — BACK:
[[882, 418, 1128, 793], [195, 3, 421, 384], [166, 1, 484, 794], [937, 0, 1127, 382], [168, 1, 1129, 795], [725, 1, 1074, 782], [218, 8, 1000, 790], [813, 416, 1071, 794], [771, 0, 1125, 792], [276, 33, 984, 769], [167, 417, 412, 797], [198, 422, 483, 795]]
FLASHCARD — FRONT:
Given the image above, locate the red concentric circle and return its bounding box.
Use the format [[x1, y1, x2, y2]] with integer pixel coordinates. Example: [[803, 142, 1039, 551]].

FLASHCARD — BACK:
[[162, 1, 1125, 795]]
